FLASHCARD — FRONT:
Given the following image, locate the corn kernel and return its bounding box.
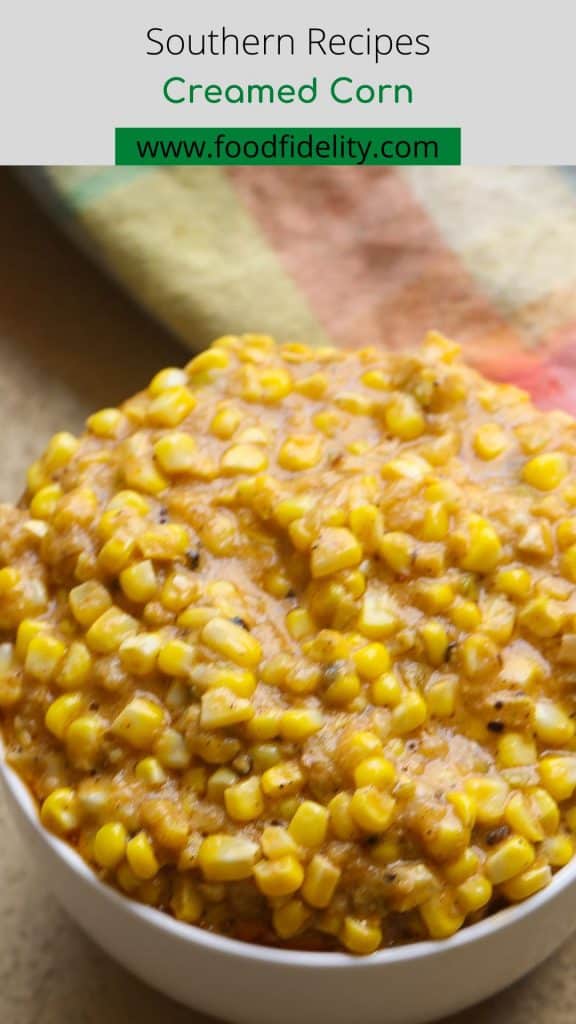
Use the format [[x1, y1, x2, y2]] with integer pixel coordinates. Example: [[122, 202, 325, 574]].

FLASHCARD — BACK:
[[504, 793, 544, 842], [126, 832, 159, 880], [377, 532, 413, 574], [539, 756, 576, 801], [280, 708, 323, 742], [420, 621, 449, 668], [148, 387, 196, 428], [420, 892, 464, 939], [310, 527, 362, 578], [522, 452, 568, 491], [171, 877, 204, 924], [87, 408, 127, 438], [494, 567, 532, 598], [93, 822, 128, 869], [426, 676, 458, 718], [341, 916, 382, 954], [26, 633, 66, 683], [135, 757, 167, 787], [201, 616, 262, 668], [119, 561, 158, 603], [302, 854, 341, 909], [86, 607, 138, 654], [459, 519, 502, 573], [278, 435, 323, 472], [534, 700, 575, 745], [111, 696, 165, 749], [224, 776, 264, 822], [65, 713, 105, 770], [273, 899, 311, 939], [498, 733, 537, 768], [328, 792, 359, 841], [119, 633, 162, 676], [464, 776, 509, 825], [289, 801, 329, 847], [221, 443, 268, 475], [485, 836, 535, 884], [200, 688, 254, 730], [384, 394, 425, 440], [501, 864, 552, 902], [261, 826, 299, 860], [371, 671, 402, 707], [456, 874, 493, 914], [40, 788, 81, 835], [350, 787, 396, 833], [69, 581, 112, 628], [286, 608, 314, 640], [198, 834, 259, 882], [444, 848, 480, 884], [261, 762, 304, 798], [154, 728, 191, 770], [30, 484, 62, 520], [137, 524, 189, 561], [354, 757, 396, 790], [254, 855, 304, 896], [541, 834, 574, 866], [391, 692, 427, 735], [353, 642, 391, 679]]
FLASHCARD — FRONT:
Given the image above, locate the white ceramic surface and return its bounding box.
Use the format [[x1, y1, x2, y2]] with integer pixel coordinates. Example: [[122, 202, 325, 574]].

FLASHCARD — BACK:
[[2, 743, 576, 1024]]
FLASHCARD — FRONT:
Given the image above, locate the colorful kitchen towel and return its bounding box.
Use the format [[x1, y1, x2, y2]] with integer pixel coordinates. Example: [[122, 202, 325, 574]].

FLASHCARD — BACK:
[[21, 165, 576, 411]]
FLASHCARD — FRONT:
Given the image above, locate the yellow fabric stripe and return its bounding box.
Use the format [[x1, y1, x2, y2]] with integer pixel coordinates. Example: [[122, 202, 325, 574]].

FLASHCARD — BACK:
[[47, 166, 330, 351]]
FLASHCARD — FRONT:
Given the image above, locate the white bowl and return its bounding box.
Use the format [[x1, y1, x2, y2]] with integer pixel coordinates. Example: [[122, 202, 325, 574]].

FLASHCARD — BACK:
[[2, 742, 576, 1024]]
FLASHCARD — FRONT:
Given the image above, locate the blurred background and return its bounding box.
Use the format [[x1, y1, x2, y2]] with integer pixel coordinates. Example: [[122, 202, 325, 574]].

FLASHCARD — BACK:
[[2, 165, 576, 1022]]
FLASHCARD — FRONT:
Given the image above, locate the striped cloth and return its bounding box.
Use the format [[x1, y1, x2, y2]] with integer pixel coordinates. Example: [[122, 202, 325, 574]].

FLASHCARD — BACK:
[[25, 166, 576, 412]]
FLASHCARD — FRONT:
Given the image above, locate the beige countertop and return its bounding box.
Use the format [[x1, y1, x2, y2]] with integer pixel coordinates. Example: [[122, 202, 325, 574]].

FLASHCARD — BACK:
[[0, 169, 573, 1024]]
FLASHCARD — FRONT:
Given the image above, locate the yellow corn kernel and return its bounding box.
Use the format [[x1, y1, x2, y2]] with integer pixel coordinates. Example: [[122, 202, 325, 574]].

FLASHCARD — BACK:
[[541, 833, 574, 866], [0, 567, 20, 599], [444, 848, 480, 884], [371, 671, 402, 708], [254, 855, 304, 897], [338, 731, 383, 773], [377, 531, 413, 574], [135, 757, 167, 787], [286, 608, 314, 640], [498, 733, 537, 768], [485, 836, 535, 884], [561, 544, 576, 583], [519, 597, 566, 639], [459, 519, 502, 573], [323, 668, 360, 706], [350, 787, 396, 833], [119, 633, 162, 676], [450, 600, 482, 631], [116, 863, 140, 894], [274, 496, 314, 527], [423, 812, 469, 861], [107, 490, 150, 516], [420, 892, 464, 939], [501, 864, 552, 902], [126, 832, 159, 880], [384, 394, 425, 440], [310, 527, 362, 578], [111, 696, 165, 750], [154, 728, 191, 770], [416, 582, 454, 614], [44, 431, 79, 471], [93, 822, 128, 869], [138, 524, 189, 561], [200, 688, 254, 730], [341, 916, 382, 954], [220, 443, 268, 475], [456, 874, 493, 914], [353, 642, 391, 680], [391, 692, 427, 735], [419, 621, 449, 668], [206, 767, 238, 803], [26, 459, 49, 494], [420, 502, 450, 543], [278, 435, 323, 472], [473, 422, 508, 461], [361, 369, 389, 390], [447, 792, 476, 829], [494, 567, 532, 598], [153, 432, 199, 475], [557, 517, 576, 550], [426, 675, 458, 718], [539, 756, 576, 801], [464, 776, 509, 825], [354, 757, 396, 790], [198, 834, 259, 882], [148, 386, 196, 428], [244, 709, 282, 741], [169, 876, 204, 925], [357, 590, 398, 640], [119, 560, 158, 603], [224, 776, 264, 822], [328, 792, 359, 841], [201, 667, 256, 699], [40, 788, 81, 835], [295, 372, 328, 399], [26, 633, 66, 683], [522, 452, 568, 491], [261, 762, 304, 798], [273, 899, 311, 939], [65, 713, 104, 770], [86, 407, 126, 438], [460, 633, 499, 678], [210, 403, 242, 440], [534, 700, 575, 745], [504, 793, 544, 842], [69, 581, 113, 629], [30, 483, 62, 520], [532, 788, 560, 834], [53, 642, 91, 691], [261, 826, 299, 860], [157, 639, 195, 678], [288, 801, 329, 848], [86, 607, 138, 654], [149, 367, 188, 395], [280, 708, 323, 742], [201, 617, 262, 669], [302, 854, 341, 909]]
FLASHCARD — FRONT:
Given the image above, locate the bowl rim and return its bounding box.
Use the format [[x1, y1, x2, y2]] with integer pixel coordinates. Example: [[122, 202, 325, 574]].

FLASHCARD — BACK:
[[2, 740, 575, 970]]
